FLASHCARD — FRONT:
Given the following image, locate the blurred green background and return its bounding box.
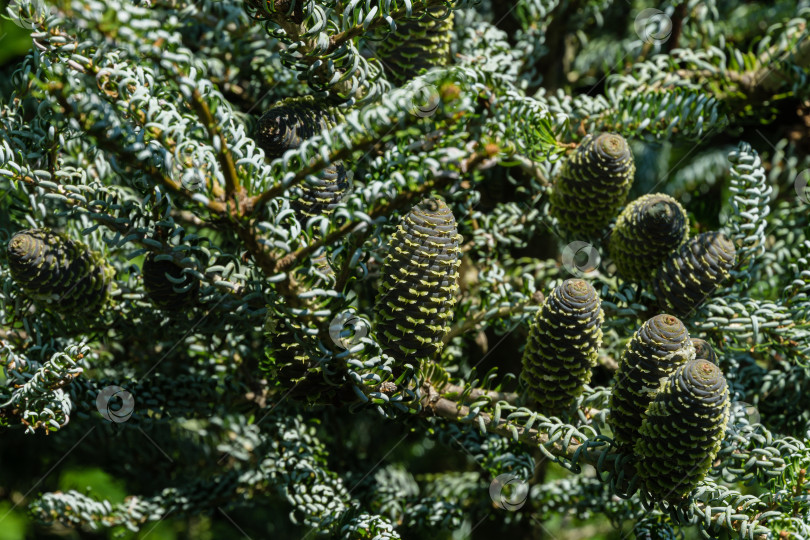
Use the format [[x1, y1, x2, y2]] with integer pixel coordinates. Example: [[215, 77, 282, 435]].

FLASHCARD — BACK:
[[0, 19, 30, 68], [0, 18, 32, 101]]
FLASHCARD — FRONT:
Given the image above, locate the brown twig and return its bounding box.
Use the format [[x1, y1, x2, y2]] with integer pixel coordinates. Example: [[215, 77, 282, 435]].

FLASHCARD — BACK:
[[187, 88, 241, 201], [420, 385, 605, 465], [440, 383, 520, 405]]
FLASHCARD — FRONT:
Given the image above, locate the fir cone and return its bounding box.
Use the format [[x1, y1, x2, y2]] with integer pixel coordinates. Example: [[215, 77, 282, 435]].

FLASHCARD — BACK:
[[607, 193, 689, 282], [521, 279, 604, 414], [142, 253, 200, 310], [691, 338, 717, 364], [550, 133, 635, 239], [653, 231, 736, 317], [375, 9, 454, 86], [635, 359, 730, 502], [292, 161, 349, 221], [7, 228, 112, 315], [608, 314, 694, 448], [374, 197, 462, 368], [255, 96, 338, 159]]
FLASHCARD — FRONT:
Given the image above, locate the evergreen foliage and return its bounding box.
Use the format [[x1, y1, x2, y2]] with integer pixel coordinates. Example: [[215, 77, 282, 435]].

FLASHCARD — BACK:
[[0, 0, 809, 538]]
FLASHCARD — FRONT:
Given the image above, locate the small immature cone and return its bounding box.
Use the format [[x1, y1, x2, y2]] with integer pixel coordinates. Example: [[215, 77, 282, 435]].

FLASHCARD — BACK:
[[653, 231, 736, 317], [635, 359, 730, 502], [550, 133, 635, 239], [255, 96, 338, 160], [261, 314, 315, 387], [7, 228, 112, 315], [608, 314, 694, 448], [374, 197, 462, 368], [375, 8, 454, 86], [521, 279, 604, 415], [292, 161, 349, 222], [607, 193, 689, 282], [691, 338, 717, 363], [255, 96, 349, 223], [142, 253, 200, 310]]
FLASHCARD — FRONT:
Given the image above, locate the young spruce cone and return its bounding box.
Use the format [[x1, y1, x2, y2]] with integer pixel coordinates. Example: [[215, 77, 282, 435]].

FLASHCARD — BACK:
[[521, 279, 604, 414], [256, 97, 349, 220], [691, 338, 717, 363], [608, 314, 694, 448], [261, 313, 316, 390], [653, 231, 736, 317], [6, 228, 112, 315], [292, 161, 349, 221], [142, 253, 200, 310], [374, 197, 461, 368], [375, 8, 454, 86], [255, 96, 338, 159], [635, 359, 730, 502], [550, 133, 635, 239], [607, 193, 689, 282]]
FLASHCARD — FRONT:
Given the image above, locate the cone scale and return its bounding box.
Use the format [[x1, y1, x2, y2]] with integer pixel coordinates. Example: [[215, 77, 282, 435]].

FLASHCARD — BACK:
[[375, 9, 454, 86], [653, 231, 736, 317], [255, 96, 338, 160], [142, 253, 200, 310], [293, 162, 349, 222], [691, 338, 717, 363], [550, 133, 635, 239]]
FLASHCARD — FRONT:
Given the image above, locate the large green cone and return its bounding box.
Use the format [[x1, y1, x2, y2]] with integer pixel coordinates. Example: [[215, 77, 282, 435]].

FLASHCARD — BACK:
[[260, 312, 316, 389], [635, 359, 730, 502], [608, 193, 689, 282], [653, 231, 736, 317], [375, 9, 454, 86], [608, 314, 693, 448], [256, 96, 348, 223], [7, 228, 112, 316], [374, 197, 461, 369], [550, 133, 635, 239], [521, 279, 604, 415]]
